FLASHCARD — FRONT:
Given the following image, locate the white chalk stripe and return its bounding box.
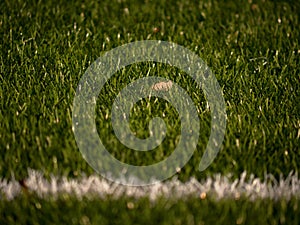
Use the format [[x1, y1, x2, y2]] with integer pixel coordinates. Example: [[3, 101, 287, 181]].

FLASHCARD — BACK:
[[0, 169, 299, 201]]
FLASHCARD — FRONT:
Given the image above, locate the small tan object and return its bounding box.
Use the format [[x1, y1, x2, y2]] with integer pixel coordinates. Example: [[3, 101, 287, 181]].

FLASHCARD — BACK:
[[151, 81, 173, 91], [200, 192, 207, 199]]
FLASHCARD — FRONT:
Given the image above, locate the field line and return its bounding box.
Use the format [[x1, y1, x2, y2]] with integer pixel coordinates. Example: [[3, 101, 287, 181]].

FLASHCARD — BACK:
[[1, 169, 299, 201]]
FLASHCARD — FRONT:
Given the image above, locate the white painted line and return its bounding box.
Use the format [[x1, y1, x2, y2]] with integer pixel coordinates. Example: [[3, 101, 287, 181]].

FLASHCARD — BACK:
[[0, 169, 299, 201]]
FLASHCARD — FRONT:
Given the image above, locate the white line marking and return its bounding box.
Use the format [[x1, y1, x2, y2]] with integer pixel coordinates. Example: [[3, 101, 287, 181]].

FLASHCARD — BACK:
[[0, 169, 299, 201]]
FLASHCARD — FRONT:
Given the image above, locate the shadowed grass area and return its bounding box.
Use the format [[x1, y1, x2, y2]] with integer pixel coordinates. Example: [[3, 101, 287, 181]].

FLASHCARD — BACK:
[[0, 195, 299, 225]]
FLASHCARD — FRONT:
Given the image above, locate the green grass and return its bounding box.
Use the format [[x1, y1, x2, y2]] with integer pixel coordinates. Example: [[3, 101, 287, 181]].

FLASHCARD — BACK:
[[1, 195, 299, 225], [0, 0, 299, 224]]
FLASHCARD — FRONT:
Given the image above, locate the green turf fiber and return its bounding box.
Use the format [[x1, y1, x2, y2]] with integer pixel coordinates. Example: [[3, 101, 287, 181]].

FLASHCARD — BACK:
[[1, 0, 299, 180], [1, 195, 299, 225], [0, 0, 299, 223]]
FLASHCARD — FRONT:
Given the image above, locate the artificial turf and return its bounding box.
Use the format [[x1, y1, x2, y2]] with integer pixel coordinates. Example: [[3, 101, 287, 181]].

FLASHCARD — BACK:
[[0, 0, 299, 224]]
